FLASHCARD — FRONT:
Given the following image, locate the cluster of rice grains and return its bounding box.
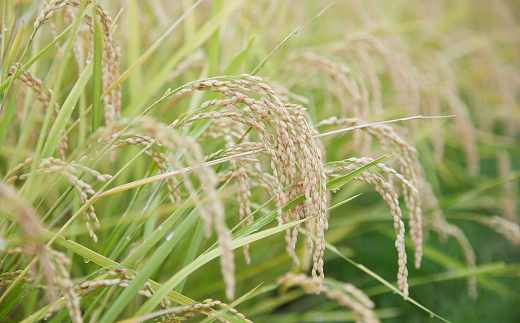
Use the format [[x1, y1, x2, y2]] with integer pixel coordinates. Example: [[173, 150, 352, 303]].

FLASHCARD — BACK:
[[169, 74, 329, 286]]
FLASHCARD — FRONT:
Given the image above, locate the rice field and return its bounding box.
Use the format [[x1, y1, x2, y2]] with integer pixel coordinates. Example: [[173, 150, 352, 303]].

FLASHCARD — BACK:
[[0, 0, 519, 322]]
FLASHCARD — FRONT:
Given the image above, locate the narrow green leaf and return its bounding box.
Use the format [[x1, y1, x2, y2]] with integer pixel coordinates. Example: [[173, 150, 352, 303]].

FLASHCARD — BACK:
[[326, 155, 389, 190], [207, 0, 223, 77], [126, 0, 142, 102], [92, 17, 103, 135], [363, 262, 520, 297], [199, 283, 264, 323], [251, 26, 300, 76], [0, 0, 101, 93], [42, 63, 93, 158], [223, 36, 255, 75], [0, 281, 33, 321], [121, 195, 197, 266], [6, 21, 24, 68], [0, 84, 19, 155], [175, 218, 204, 294], [379, 228, 512, 297]]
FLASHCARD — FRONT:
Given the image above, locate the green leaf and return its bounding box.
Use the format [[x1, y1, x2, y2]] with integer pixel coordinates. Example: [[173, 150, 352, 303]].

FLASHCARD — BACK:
[[223, 36, 256, 75], [326, 155, 389, 191], [6, 22, 24, 69], [207, 0, 223, 77], [121, 195, 197, 266], [42, 63, 93, 159], [199, 283, 263, 323], [92, 16, 103, 136], [0, 0, 101, 93], [0, 83, 19, 155]]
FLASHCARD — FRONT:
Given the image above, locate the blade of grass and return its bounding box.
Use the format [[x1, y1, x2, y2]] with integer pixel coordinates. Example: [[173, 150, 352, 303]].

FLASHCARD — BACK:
[[207, 0, 223, 77], [223, 36, 255, 75], [126, 0, 142, 102], [363, 262, 520, 297], [0, 83, 19, 156], [6, 21, 23, 69], [42, 62, 93, 159], [121, 195, 198, 266], [379, 228, 512, 297], [23, 0, 86, 204], [102, 0, 205, 98], [0, 0, 100, 93], [174, 218, 204, 294], [91, 16, 102, 139], [250, 3, 331, 76]]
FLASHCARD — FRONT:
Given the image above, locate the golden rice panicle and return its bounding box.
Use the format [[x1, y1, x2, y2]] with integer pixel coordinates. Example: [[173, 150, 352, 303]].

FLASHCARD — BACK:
[[104, 127, 179, 203], [167, 49, 206, 82], [81, 1, 121, 124], [82, 270, 253, 322], [224, 128, 255, 265], [430, 212, 477, 299], [332, 32, 420, 127], [327, 157, 409, 299], [435, 56, 479, 175], [286, 51, 368, 119], [319, 116, 424, 268], [101, 116, 235, 298], [170, 75, 328, 281]]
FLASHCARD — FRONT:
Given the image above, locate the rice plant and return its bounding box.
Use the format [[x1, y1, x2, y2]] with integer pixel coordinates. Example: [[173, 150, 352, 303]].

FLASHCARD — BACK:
[[0, 0, 519, 322]]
